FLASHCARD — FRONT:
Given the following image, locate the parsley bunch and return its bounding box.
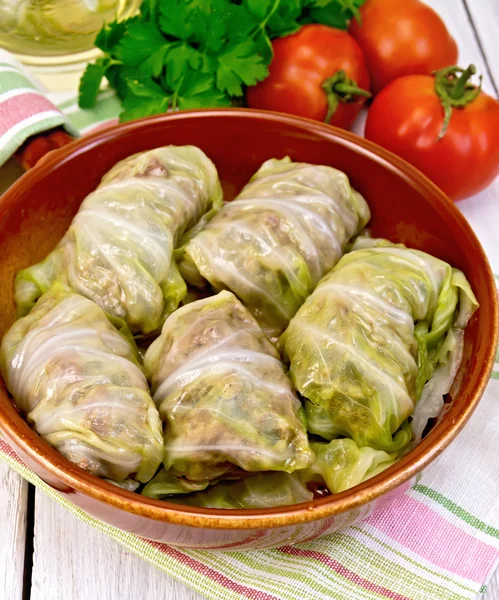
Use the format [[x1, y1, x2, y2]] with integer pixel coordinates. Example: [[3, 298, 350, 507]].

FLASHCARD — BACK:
[[79, 0, 365, 122]]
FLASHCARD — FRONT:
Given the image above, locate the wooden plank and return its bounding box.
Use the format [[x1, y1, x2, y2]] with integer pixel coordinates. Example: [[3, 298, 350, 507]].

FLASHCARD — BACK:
[[462, 0, 499, 92], [485, 570, 499, 600], [0, 462, 28, 600], [30, 491, 203, 600]]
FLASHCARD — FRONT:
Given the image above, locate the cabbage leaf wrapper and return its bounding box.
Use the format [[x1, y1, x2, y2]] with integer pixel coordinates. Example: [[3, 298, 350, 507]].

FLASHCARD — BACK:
[[147, 472, 314, 508], [15, 146, 223, 335], [142, 469, 213, 499], [0, 285, 163, 483], [180, 157, 370, 338], [302, 439, 396, 494], [142, 439, 394, 507], [281, 239, 478, 451], [144, 290, 314, 482]]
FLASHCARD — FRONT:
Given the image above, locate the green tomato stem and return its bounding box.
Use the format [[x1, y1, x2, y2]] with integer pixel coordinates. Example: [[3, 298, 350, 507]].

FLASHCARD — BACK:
[[450, 64, 476, 99], [322, 70, 371, 124], [324, 94, 339, 125], [334, 83, 372, 97], [434, 64, 483, 140]]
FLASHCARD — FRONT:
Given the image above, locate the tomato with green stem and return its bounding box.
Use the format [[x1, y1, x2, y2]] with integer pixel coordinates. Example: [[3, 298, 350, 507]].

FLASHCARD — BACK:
[[349, 0, 458, 94], [246, 24, 371, 130], [364, 65, 499, 201]]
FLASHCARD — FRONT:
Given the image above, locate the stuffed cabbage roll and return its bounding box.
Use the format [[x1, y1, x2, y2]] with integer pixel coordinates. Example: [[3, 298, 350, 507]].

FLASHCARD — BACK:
[[179, 157, 370, 337], [281, 239, 478, 451], [144, 290, 314, 482], [15, 146, 223, 335], [0, 285, 163, 482]]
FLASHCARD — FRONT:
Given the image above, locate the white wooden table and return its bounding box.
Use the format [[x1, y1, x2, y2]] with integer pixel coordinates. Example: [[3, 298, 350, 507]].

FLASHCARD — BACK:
[[0, 1, 498, 599]]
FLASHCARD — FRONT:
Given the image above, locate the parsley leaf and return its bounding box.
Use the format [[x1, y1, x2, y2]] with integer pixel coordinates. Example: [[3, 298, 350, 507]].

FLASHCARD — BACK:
[[306, 5, 350, 28], [127, 77, 167, 98], [175, 71, 232, 109], [120, 77, 170, 122], [120, 98, 170, 122], [115, 22, 170, 67], [217, 39, 269, 96], [225, 3, 262, 41], [140, 0, 160, 21], [79, 58, 109, 109], [95, 21, 128, 53], [267, 0, 304, 37], [245, 0, 277, 21], [159, 0, 195, 40], [165, 43, 202, 81], [189, 0, 229, 52], [139, 47, 170, 78], [106, 65, 138, 100], [306, 0, 365, 28]]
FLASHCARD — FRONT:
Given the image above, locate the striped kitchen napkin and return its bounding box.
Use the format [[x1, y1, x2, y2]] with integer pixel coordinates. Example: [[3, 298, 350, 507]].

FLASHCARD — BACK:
[[1, 55, 499, 600], [0, 50, 79, 166]]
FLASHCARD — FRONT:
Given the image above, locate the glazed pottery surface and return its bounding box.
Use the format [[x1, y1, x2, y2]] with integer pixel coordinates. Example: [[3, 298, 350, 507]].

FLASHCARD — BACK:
[[0, 109, 496, 549]]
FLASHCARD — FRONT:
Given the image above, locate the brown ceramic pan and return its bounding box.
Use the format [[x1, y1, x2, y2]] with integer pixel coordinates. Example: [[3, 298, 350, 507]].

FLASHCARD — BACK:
[[0, 109, 497, 550]]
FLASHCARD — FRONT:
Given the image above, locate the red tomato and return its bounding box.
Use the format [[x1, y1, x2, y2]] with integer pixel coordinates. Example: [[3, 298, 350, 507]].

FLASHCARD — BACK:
[[350, 0, 458, 94], [246, 24, 370, 130], [364, 66, 499, 201]]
